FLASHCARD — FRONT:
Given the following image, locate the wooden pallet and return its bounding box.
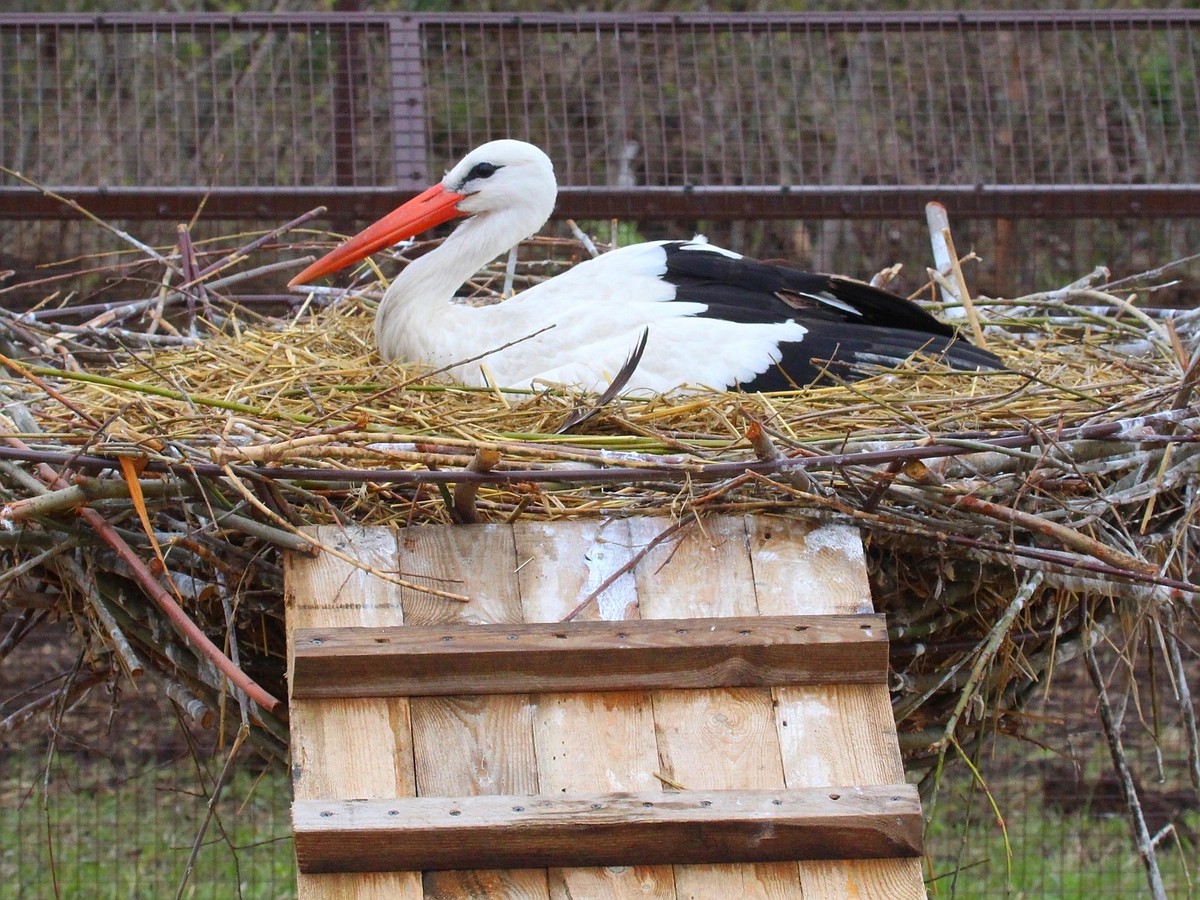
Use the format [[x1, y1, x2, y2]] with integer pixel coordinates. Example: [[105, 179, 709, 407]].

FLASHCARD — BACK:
[[285, 515, 925, 898]]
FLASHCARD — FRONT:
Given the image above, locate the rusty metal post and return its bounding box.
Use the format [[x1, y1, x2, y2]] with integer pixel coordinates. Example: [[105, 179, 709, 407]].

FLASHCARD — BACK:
[[332, 1, 364, 189], [388, 15, 427, 189]]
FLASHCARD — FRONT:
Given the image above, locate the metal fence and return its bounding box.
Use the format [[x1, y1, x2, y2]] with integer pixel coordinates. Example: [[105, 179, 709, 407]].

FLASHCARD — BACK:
[[1, 10, 1199, 223]]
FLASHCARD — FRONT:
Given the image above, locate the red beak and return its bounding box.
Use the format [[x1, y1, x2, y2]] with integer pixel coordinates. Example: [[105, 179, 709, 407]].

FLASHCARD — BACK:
[[288, 184, 468, 287]]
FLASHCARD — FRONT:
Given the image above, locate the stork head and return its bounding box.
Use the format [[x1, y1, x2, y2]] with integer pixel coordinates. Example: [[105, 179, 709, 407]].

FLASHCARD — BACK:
[[445, 140, 556, 218], [288, 140, 557, 287]]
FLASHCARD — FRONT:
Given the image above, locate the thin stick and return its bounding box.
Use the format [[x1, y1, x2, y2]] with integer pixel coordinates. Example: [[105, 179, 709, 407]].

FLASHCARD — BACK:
[[79, 501, 283, 713], [1099, 247, 1200, 292], [7, 408, 1195, 486], [744, 413, 817, 493], [1, 475, 192, 524], [210, 506, 319, 554], [77, 258, 315, 331], [940, 487, 1158, 578], [0, 608, 50, 664], [1161, 603, 1200, 800], [0, 164, 178, 272], [141, 662, 215, 729], [932, 571, 1043, 753], [174, 723, 249, 900], [0, 350, 102, 428], [1083, 632, 1168, 900], [502, 245, 519, 296], [55, 556, 145, 679], [925, 202, 959, 314], [941, 226, 988, 349], [566, 219, 600, 257], [452, 448, 501, 524], [197, 207, 327, 278], [0, 669, 109, 736], [0, 540, 76, 589], [176, 224, 208, 335], [560, 514, 694, 622]]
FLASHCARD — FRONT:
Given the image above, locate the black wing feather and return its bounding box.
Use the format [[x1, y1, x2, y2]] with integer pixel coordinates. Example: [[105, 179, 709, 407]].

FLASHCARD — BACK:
[[659, 242, 1003, 388]]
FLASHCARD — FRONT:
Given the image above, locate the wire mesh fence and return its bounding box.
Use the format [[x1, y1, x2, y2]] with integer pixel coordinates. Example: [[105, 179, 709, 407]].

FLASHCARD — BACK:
[[421, 11, 1200, 208], [2, 9, 1199, 216], [926, 729, 1199, 897], [0, 620, 294, 899], [0, 15, 392, 190], [2, 751, 295, 899]]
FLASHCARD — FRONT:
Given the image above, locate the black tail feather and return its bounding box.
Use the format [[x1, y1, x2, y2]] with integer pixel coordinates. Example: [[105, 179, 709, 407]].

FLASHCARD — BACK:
[[738, 325, 1006, 392]]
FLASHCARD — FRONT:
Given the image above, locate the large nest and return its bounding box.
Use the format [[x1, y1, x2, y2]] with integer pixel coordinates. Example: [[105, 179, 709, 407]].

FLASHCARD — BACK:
[[1, 222, 1198, 786]]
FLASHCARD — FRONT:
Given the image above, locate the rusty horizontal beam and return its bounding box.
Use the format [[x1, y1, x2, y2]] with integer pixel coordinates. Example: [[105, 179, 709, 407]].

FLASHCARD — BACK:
[[1, 11, 1198, 31], [3, 184, 1198, 223], [386, 10, 1200, 31]]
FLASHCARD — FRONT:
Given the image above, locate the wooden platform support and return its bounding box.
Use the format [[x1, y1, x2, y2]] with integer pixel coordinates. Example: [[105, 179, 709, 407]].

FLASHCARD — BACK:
[[291, 613, 889, 697], [285, 515, 927, 898], [294, 786, 921, 873]]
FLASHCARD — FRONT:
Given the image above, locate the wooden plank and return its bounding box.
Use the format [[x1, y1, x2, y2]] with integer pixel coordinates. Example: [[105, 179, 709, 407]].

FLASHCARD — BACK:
[[514, 519, 677, 900], [630, 515, 804, 898], [746, 516, 926, 898], [290, 614, 889, 698], [286, 525, 422, 900], [513, 517, 642, 623], [293, 785, 924, 874], [397, 524, 551, 899]]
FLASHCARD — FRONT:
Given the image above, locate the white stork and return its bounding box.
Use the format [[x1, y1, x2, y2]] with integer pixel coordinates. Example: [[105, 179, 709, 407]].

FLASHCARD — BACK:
[[289, 139, 1001, 393]]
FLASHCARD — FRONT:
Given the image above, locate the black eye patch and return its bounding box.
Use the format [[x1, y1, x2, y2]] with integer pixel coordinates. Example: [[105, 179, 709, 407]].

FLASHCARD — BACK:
[[464, 162, 500, 182]]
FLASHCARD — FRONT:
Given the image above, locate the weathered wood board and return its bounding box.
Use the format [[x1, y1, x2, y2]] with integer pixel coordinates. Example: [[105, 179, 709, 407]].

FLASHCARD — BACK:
[[290, 613, 889, 697], [294, 785, 922, 872], [285, 515, 927, 899]]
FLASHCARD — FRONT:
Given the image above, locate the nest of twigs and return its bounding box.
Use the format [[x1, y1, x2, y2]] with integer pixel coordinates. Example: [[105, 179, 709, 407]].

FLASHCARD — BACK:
[[1, 219, 1198, 786]]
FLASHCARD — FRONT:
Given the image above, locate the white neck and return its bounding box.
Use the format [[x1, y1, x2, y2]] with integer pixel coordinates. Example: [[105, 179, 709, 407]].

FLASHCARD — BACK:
[[374, 199, 552, 366]]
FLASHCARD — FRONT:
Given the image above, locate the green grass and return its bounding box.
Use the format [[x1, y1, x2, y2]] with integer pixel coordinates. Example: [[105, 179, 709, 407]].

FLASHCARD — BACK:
[[4, 748, 1197, 898], [925, 781, 1198, 898], [1, 752, 295, 899]]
